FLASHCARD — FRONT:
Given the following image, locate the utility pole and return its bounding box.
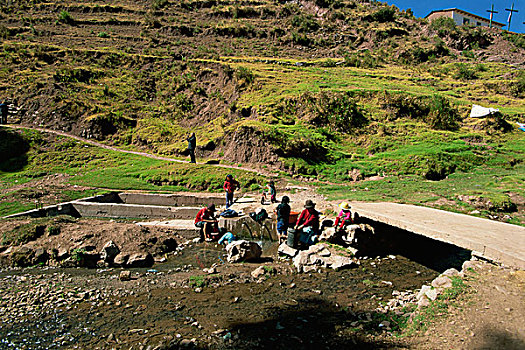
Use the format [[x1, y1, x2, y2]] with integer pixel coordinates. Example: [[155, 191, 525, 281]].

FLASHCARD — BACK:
[[486, 5, 498, 28], [505, 3, 519, 31]]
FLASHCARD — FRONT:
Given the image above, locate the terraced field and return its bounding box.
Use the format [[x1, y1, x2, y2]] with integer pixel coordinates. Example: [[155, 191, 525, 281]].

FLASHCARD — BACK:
[[0, 0, 524, 223]]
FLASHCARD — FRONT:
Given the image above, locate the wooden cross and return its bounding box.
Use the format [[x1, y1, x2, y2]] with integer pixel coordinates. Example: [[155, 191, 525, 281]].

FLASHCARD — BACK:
[[505, 3, 519, 31], [486, 5, 498, 28]]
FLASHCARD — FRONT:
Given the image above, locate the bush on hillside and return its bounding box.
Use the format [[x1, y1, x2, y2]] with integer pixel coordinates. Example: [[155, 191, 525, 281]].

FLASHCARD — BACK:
[[398, 40, 449, 64], [152, 0, 169, 10], [365, 7, 396, 23], [502, 32, 525, 49], [427, 95, 461, 130], [512, 70, 525, 97], [455, 63, 477, 80], [310, 92, 368, 133], [430, 17, 457, 37], [384, 94, 460, 130], [57, 10, 74, 24], [343, 50, 381, 68], [315, 0, 344, 9], [235, 66, 255, 85], [291, 14, 319, 33]]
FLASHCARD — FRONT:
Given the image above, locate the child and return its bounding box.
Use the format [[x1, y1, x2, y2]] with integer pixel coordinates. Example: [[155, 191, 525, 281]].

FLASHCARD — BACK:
[[218, 227, 236, 245], [334, 202, 353, 230], [275, 196, 290, 243], [261, 181, 277, 204]]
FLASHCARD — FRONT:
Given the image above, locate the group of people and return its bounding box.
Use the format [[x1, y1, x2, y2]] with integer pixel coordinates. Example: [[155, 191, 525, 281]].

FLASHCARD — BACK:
[[194, 177, 354, 248], [277, 198, 354, 248]]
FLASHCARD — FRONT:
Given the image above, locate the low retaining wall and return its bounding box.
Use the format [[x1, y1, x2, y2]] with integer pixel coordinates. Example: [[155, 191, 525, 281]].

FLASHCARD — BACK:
[[73, 202, 199, 220]]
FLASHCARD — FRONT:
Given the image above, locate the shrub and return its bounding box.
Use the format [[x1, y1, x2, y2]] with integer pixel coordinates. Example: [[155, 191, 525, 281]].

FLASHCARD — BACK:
[[343, 50, 380, 68], [235, 67, 255, 85], [455, 63, 477, 80], [427, 95, 461, 130], [310, 92, 368, 133], [152, 0, 169, 10], [291, 31, 312, 46], [291, 14, 319, 32], [97, 32, 109, 38], [430, 17, 457, 37], [502, 32, 525, 49], [366, 7, 396, 22], [512, 70, 525, 97], [58, 10, 74, 24]]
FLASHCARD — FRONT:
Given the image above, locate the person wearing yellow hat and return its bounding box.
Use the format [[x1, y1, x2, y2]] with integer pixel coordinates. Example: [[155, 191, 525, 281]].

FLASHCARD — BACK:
[[334, 201, 353, 230]]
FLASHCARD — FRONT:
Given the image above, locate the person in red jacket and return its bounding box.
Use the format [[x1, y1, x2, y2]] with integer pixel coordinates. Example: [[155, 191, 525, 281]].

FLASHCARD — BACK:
[[194, 204, 218, 241], [223, 174, 240, 208], [295, 200, 320, 245]]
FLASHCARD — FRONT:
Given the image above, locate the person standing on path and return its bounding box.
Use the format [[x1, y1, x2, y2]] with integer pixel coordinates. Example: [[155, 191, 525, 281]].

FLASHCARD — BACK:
[[0, 101, 8, 125], [187, 132, 196, 163], [223, 174, 240, 208]]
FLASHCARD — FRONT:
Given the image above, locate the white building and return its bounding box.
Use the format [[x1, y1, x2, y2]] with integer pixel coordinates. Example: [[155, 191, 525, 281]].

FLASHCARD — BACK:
[[426, 8, 505, 29]]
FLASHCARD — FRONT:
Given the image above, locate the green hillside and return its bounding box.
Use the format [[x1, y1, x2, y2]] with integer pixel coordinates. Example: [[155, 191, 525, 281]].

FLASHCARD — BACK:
[[0, 0, 524, 223]]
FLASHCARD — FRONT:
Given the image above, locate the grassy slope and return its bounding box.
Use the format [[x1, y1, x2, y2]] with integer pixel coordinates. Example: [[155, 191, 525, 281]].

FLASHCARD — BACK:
[[0, 0, 524, 224]]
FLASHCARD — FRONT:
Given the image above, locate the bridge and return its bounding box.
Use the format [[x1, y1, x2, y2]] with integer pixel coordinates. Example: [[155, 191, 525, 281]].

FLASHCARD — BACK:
[[351, 202, 525, 269]]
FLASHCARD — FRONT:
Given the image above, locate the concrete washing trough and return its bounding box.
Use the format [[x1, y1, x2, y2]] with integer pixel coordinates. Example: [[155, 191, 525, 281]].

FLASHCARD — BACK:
[[4, 192, 276, 241]]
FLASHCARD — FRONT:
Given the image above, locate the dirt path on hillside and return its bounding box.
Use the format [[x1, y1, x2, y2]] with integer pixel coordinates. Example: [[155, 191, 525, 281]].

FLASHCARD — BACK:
[[3, 125, 273, 176]]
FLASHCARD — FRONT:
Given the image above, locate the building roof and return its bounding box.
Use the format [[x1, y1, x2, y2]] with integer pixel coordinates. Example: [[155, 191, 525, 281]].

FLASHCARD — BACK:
[[425, 8, 505, 27]]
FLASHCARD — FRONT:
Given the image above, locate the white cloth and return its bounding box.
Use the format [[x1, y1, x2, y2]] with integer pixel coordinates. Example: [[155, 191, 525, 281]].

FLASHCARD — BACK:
[[470, 104, 499, 118]]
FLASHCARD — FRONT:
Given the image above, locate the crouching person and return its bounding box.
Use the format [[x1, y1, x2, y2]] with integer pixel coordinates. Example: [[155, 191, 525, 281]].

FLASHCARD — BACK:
[[194, 204, 219, 242], [294, 200, 320, 247], [334, 202, 353, 231], [218, 227, 236, 246]]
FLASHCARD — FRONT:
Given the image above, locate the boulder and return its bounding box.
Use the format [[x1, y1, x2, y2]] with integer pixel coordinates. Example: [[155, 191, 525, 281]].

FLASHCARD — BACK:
[[126, 253, 154, 268], [432, 276, 453, 289], [319, 227, 336, 241], [54, 248, 69, 261], [308, 244, 326, 254], [113, 253, 129, 267], [33, 248, 49, 265], [119, 270, 132, 281], [462, 260, 482, 272], [293, 250, 311, 272], [278, 242, 298, 257], [417, 295, 431, 308], [226, 240, 262, 263], [100, 241, 120, 264], [324, 255, 357, 271], [441, 268, 460, 277], [11, 247, 35, 267], [251, 266, 266, 279], [160, 238, 178, 253]]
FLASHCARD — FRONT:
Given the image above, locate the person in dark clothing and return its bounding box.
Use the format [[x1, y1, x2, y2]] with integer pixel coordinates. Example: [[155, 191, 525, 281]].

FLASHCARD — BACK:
[[223, 174, 240, 208], [275, 195, 291, 243], [187, 132, 196, 163], [0, 101, 7, 125]]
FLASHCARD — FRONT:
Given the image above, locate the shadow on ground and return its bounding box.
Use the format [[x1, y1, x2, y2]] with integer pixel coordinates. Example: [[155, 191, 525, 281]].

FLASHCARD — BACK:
[[0, 127, 29, 172], [214, 297, 408, 349]]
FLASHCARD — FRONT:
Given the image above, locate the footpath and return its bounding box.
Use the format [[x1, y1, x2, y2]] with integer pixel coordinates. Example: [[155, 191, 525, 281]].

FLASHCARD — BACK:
[[352, 202, 525, 269]]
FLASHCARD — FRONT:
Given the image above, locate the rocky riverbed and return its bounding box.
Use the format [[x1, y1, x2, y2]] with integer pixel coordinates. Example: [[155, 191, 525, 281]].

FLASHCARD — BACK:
[[0, 238, 445, 350]]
